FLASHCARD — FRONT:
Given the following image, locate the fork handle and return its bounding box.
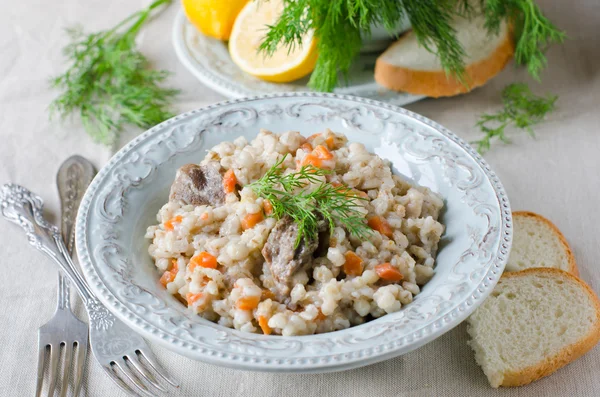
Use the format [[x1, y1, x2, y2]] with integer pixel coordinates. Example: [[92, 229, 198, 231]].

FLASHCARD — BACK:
[[57, 272, 71, 310], [0, 184, 96, 305], [57, 155, 96, 310]]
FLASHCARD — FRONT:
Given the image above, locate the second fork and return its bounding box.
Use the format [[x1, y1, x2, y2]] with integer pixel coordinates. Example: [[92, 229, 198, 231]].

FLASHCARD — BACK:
[[35, 155, 95, 397]]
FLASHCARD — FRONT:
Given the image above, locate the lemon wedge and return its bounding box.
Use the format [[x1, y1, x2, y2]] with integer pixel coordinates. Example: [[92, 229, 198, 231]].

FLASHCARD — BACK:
[[229, 0, 318, 83], [182, 0, 248, 40]]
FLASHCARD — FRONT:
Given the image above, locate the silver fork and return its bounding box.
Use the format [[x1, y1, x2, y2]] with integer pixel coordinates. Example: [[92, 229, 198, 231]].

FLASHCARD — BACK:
[[36, 277, 88, 397], [33, 156, 95, 397], [0, 184, 179, 397]]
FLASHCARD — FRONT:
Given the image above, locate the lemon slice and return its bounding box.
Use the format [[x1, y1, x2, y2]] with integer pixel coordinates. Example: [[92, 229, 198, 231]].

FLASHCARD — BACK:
[[182, 0, 248, 40], [229, 0, 318, 83]]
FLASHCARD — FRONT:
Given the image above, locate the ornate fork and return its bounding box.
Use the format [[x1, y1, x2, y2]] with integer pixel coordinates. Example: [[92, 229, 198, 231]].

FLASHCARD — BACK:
[[0, 184, 179, 397]]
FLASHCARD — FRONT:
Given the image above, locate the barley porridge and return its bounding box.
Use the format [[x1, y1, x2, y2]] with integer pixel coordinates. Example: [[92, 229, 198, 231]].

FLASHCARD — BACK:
[[146, 129, 445, 336]]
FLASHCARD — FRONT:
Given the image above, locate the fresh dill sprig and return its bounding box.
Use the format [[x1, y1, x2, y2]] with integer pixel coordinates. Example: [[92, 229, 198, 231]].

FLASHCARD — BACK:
[[401, 0, 467, 84], [481, 0, 566, 80], [248, 155, 372, 247], [49, 0, 178, 146], [261, 0, 565, 92], [472, 83, 557, 153]]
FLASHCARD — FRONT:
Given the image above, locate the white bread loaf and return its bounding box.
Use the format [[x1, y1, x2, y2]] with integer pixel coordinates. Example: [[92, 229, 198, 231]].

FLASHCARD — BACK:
[[375, 11, 514, 97], [506, 211, 577, 275], [467, 268, 600, 387]]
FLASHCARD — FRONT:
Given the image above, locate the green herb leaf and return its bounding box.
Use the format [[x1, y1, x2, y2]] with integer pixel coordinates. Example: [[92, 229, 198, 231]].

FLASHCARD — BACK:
[[481, 0, 566, 80], [472, 83, 557, 153], [248, 155, 372, 247], [401, 0, 467, 84], [49, 0, 178, 146]]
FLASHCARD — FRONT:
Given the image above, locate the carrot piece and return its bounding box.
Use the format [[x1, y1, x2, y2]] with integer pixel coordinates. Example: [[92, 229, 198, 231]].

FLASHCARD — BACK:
[[325, 136, 335, 149], [343, 251, 364, 276], [160, 271, 175, 287], [241, 212, 264, 230], [223, 169, 237, 194], [186, 292, 203, 305], [200, 212, 209, 221], [262, 289, 276, 300], [258, 316, 272, 335], [375, 263, 404, 282], [300, 154, 323, 168], [189, 251, 218, 271], [161, 259, 180, 286], [300, 142, 313, 152], [367, 216, 393, 238], [164, 215, 183, 231], [301, 145, 334, 169], [263, 199, 274, 216], [236, 296, 260, 311], [313, 145, 334, 160]]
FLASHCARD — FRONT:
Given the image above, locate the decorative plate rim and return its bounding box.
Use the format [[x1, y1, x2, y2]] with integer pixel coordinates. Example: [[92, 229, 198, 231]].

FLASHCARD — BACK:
[[172, 10, 249, 98], [76, 92, 512, 372]]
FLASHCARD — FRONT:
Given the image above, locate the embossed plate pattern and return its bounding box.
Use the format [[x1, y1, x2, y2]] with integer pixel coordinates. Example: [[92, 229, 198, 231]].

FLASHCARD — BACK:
[[76, 93, 512, 373]]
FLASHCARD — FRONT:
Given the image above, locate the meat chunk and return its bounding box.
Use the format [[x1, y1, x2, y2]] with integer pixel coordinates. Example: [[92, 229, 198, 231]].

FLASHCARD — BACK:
[[169, 162, 225, 206], [262, 216, 319, 296]]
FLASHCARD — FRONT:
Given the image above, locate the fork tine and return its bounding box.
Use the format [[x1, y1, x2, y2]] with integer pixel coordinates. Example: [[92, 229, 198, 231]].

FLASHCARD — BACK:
[[46, 343, 61, 397], [125, 354, 167, 393], [113, 359, 157, 397], [72, 341, 86, 397], [59, 343, 74, 397], [102, 365, 139, 397], [137, 349, 179, 387], [35, 342, 46, 397]]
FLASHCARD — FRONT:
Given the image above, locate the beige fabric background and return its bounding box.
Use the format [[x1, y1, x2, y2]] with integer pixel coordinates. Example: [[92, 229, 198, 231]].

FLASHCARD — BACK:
[[1, 0, 599, 396]]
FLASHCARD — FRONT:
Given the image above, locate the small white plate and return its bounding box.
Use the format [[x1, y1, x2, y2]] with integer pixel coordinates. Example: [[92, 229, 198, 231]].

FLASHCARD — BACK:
[[76, 93, 511, 373], [172, 10, 425, 106]]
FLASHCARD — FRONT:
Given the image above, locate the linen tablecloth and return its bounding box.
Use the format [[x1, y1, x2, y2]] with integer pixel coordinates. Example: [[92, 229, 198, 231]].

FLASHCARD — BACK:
[[1, 0, 599, 395]]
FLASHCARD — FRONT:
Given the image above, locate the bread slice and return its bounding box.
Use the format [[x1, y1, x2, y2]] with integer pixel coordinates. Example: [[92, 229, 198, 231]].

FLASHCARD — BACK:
[[467, 268, 600, 388], [374, 12, 514, 97], [506, 211, 577, 275]]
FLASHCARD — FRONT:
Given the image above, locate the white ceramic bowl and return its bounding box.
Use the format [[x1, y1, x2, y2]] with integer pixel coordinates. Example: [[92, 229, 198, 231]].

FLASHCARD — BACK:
[[76, 93, 512, 373]]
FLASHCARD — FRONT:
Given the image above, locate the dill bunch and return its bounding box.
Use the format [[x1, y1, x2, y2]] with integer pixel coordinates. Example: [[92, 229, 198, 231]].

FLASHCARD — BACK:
[[248, 155, 372, 247], [50, 0, 178, 146], [260, 0, 466, 92], [472, 83, 557, 153], [261, 0, 565, 92]]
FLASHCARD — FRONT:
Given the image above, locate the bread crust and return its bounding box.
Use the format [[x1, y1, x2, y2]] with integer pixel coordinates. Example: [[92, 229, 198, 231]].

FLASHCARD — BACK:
[[497, 269, 600, 387], [374, 28, 514, 97], [511, 211, 579, 276]]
